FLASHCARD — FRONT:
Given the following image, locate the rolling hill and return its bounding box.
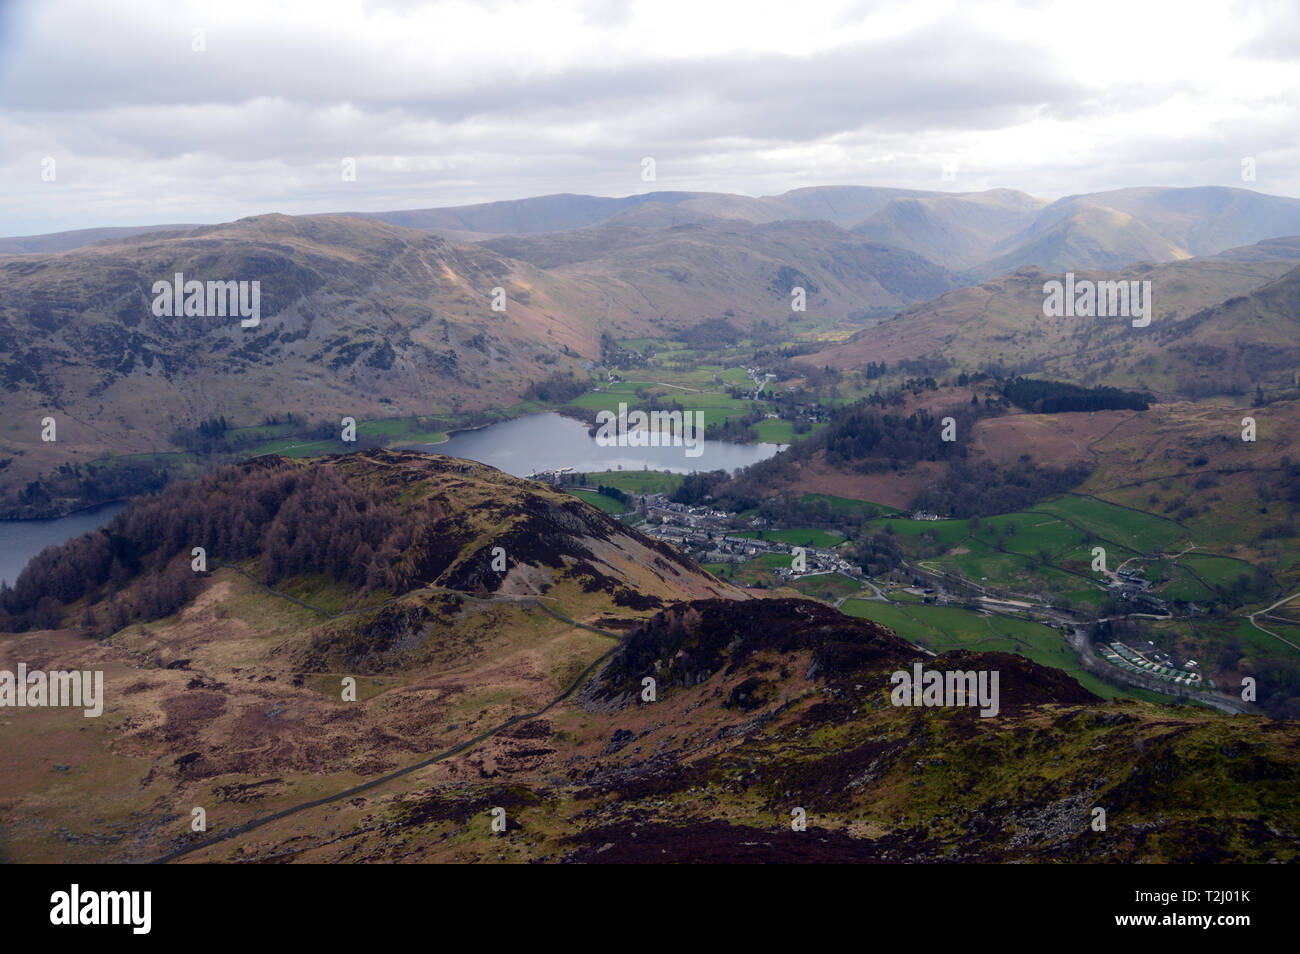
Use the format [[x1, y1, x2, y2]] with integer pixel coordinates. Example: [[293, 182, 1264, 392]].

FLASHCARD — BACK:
[[356, 184, 1300, 279], [976, 205, 1191, 278], [0, 450, 744, 861], [1, 455, 1295, 863], [482, 217, 960, 320], [10, 183, 1300, 274], [965, 186, 1300, 278], [1039, 186, 1300, 257], [0, 224, 199, 255], [7, 184, 1300, 516], [0, 213, 623, 508], [347, 185, 935, 237], [0, 208, 965, 512], [851, 188, 1048, 271], [803, 247, 1300, 399]]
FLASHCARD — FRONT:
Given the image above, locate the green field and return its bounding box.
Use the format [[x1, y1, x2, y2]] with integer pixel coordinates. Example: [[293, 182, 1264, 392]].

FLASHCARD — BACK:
[[565, 382, 655, 411], [1180, 553, 1259, 588], [561, 377, 824, 445], [971, 512, 1085, 558], [839, 599, 1165, 702], [227, 422, 298, 441], [862, 494, 1251, 612], [249, 437, 341, 458], [734, 528, 845, 548], [576, 470, 684, 495], [789, 573, 863, 602], [567, 488, 627, 514], [1032, 496, 1187, 554], [877, 497, 1190, 566], [869, 516, 972, 546], [840, 599, 939, 639], [724, 552, 797, 586], [568, 385, 760, 428], [922, 539, 1109, 612], [753, 419, 794, 443], [1143, 560, 1213, 602], [800, 493, 897, 518], [930, 539, 1037, 585], [1251, 619, 1300, 648], [885, 588, 927, 603], [752, 419, 826, 444], [356, 417, 449, 444]]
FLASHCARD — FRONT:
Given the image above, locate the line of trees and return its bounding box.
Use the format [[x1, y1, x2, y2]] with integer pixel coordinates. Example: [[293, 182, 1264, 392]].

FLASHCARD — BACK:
[[909, 458, 1093, 518], [523, 370, 590, 403], [0, 460, 430, 633], [820, 404, 976, 473], [1000, 376, 1150, 413], [168, 416, 232, 454], [4, 458, 172, 519], [596, 484, 630, 504]]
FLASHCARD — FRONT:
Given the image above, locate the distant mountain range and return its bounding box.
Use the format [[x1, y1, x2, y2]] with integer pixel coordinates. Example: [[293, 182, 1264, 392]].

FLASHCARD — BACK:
[[5, 183, 1300, 508], [0, 223, 198, 255], [332, 184, 1300, 279], [10, 184, 1300, 278], [803, 237, 1300, 398]]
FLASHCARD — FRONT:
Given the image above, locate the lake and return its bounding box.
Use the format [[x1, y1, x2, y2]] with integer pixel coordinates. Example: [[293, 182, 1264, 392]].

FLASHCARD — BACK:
[[0, 412, 785, 587], [0, 501, 127, 588], [404, 411, 785, 477]]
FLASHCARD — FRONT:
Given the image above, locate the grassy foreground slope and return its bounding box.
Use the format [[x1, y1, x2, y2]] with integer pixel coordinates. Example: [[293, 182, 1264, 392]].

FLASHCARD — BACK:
[[0, 450, 744, 862], [2, 453, 1296, 863], [175, 599, 1300, 863]]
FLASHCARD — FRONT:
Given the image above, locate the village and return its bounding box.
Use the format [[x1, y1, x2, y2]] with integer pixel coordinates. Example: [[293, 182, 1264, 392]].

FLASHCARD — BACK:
[[624, 493, 1209, 691], [1098, 640, 1205, 687], [633, 493, 863, 583]]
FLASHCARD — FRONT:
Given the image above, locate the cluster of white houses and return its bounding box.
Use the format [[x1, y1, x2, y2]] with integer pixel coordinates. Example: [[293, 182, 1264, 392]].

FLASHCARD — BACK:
[[1099, 641, 1203, 686]]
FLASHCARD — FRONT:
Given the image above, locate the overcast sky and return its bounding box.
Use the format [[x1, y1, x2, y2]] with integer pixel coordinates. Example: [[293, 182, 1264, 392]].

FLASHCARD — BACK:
[[2, 0, 1297, 236]]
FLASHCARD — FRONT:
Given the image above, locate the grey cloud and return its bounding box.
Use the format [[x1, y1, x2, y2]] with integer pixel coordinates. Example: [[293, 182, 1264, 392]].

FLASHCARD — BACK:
[[0, 0, 1297, 236]]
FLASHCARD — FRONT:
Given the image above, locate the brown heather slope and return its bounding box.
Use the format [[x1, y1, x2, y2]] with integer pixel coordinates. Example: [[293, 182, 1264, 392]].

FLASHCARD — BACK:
[[2, 457, 1296, 864], [801, 254, 1300, 398], [163, 598, 1300, 864], [0, 213, 624, 498], [0, 450, 747, 862]]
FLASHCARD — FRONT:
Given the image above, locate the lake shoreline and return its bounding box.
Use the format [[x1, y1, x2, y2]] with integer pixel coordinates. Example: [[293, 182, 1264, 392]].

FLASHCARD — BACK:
[[397, 411, 784, 478], [0, 500, 129, 588], [0, 412, 784, 582]]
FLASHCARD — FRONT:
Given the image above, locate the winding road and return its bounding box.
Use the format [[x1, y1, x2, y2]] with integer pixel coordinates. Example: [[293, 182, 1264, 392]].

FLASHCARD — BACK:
[[1245, 590, 1300, 651], [149, 568, 622, 864]]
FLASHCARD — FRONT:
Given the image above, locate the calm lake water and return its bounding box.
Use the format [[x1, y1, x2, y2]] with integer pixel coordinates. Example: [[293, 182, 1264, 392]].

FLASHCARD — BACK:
[[0, 412, 784, 586], [405, 411, 785, 477], [0, 501, 127, 587]]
